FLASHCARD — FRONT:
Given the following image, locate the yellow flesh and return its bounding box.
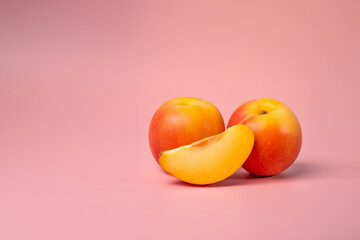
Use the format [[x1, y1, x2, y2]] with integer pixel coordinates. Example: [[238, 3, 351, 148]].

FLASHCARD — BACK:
[[159, 124, 254, 185]]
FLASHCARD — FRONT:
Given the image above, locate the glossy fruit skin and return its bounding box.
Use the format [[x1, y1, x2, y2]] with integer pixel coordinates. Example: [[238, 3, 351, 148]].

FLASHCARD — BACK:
[[149, 97, 225, 163], [227, 98, 302, 176]]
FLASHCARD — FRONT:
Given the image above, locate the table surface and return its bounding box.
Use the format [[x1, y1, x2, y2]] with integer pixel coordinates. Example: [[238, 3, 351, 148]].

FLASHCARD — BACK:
[[1, 1, 360, 239]]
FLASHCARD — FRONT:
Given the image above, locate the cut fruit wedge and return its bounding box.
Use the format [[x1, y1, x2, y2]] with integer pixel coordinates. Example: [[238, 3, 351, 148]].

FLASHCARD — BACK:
[[159, 124, 254, 185]]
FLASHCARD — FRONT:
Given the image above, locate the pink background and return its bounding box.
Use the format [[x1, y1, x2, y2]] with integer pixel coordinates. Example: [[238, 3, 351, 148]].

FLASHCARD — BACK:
[[1, 0, 360, 239]]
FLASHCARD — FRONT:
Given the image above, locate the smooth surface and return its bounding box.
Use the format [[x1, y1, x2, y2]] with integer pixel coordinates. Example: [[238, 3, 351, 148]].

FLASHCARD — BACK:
[[149, 97, 225, 162], [1, 0, 360, 239], [228, 98, 302, 176], [160, 124, 254, 185]]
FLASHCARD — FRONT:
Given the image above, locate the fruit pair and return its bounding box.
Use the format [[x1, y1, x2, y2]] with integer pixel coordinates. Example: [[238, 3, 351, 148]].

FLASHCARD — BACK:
[[149, 97, 302, 185]]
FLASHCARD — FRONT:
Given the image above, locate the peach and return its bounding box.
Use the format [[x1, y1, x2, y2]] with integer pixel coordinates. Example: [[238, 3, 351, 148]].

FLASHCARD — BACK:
[[149, 97, 225, 162], [228, 98, 302, 176], [159, 124, 254, 185]]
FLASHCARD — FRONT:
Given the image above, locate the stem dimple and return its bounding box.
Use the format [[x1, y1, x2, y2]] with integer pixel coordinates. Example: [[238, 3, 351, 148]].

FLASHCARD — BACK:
[[261, 110, 268, 115]]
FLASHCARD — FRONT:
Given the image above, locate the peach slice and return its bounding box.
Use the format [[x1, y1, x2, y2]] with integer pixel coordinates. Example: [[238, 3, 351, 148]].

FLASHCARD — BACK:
[[159, 124, 254, 185]]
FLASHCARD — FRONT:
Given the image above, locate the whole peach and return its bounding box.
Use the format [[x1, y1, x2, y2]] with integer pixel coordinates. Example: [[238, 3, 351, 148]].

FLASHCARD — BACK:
[[149, 97, 225, 163], [228, 98, 302, 176]]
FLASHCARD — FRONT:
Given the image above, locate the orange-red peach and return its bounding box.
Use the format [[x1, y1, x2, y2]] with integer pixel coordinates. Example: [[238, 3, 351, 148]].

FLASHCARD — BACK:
[[228, 98, 302, 176], [149, 97, 225, 162]]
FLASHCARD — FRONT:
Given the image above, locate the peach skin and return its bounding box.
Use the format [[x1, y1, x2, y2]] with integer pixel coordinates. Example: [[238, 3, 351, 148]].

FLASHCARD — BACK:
[[149, 97, 225, 163], [228, 98, 302, 176]]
